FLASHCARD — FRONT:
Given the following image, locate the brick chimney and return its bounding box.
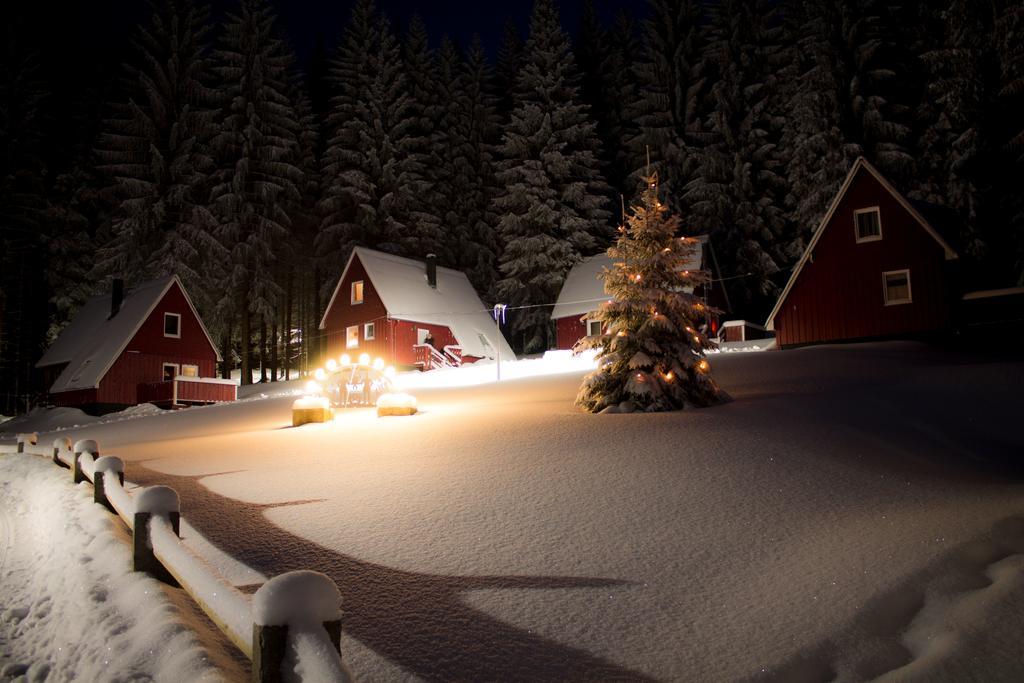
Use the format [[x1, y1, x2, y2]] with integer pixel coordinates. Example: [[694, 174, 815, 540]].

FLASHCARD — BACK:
[[109, 279, 124, 319], [426, 253, 437, 289]]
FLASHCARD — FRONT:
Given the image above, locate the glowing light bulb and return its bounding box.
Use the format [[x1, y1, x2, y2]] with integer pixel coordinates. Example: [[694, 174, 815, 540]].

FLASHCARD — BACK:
[[305, 380, 321, 395], [373, 357, 385, 371], [634, 274, 642, 282], [326, 358, 337, 372], [358, 353, 370, 366], [314, 368, 326, 381], [340, 353, 351, 365], [617, 330, 627, 337], [664, 372, 674, 381], [697, 359, 710, 373]]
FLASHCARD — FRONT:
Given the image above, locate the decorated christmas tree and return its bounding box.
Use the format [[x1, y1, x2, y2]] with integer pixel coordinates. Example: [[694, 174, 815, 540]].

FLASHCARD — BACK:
[[576, 172, 730, 413]]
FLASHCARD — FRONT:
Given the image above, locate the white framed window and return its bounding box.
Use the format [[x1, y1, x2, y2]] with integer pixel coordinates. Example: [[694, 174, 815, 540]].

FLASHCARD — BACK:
[[163, 312, 181, 338], [180, 364, 199, 377], [346, 325, 359, 349], [351, 280, 364, 305], [854, 207, 882, 243], [364, 322, 375, 340], [883, 269, 912, 305], [586, 319, 602, 336], [162, 363, 179, 381]]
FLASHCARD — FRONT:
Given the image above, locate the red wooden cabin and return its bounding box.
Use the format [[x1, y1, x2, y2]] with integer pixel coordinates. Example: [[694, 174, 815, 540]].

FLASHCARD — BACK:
[[36, 275, 235, 412], [765, 157, 959, 348], [319, 247, 514, 369], [550, 236, 729, 350]]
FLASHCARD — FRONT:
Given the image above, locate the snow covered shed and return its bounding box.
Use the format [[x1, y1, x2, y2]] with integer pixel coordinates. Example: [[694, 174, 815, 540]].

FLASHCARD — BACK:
[[550, 237, 728, 350], [319, 247, 514, 369], [36, 275, 234, 411], [765, 157, 959, 349]]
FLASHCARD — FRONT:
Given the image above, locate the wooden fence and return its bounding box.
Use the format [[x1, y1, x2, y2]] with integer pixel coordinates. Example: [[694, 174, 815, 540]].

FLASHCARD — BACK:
[[8, 434, 351, 683]]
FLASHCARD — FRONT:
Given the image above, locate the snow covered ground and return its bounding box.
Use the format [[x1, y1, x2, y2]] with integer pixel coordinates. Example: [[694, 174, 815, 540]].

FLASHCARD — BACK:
[[0, 455, 248, 682], [3, 342, 1024, 681]]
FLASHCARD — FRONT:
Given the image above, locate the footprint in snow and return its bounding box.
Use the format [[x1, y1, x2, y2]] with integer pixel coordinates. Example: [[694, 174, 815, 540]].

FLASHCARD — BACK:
[[2, 607, 28, 623], [1, 663, 30, 679]]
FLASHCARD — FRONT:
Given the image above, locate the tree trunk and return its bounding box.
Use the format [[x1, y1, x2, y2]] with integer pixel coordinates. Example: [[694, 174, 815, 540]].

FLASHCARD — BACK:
[[259, 315, 268, 383], [284, 268, 293, 380], [220, 326, 232, 380], [312, 266, 322, 368], [240, 296, 251, 386], [270, 319, 279, 382]]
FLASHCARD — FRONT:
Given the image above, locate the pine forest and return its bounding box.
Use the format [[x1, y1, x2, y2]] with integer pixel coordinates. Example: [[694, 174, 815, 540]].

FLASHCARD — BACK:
[[1, 0, 1023, 412]]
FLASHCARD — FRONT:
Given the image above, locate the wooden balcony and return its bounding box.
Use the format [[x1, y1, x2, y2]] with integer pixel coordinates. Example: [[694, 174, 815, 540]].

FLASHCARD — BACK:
[[137, 376, 238, 407]]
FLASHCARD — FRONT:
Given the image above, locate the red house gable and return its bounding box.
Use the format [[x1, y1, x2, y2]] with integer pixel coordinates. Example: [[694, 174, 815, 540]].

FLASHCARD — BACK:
[[766, 158, 958, 348], [41, 275, 224, 407], [319, 247, 514, 368], [319, 251, 396, 362]]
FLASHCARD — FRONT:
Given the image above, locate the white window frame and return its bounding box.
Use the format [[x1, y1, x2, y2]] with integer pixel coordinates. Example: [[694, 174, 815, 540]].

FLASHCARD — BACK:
[[882, 269, 912, 306], [351, 280, 364, 305], [180, 364, 199, 377], [364, 322, 375, 340], [163, 312, 182, 338], [854, 206, 883, 243], [346, 325, 359, 349], [586, 319, 602, 336], [162, 362, 179, 381]]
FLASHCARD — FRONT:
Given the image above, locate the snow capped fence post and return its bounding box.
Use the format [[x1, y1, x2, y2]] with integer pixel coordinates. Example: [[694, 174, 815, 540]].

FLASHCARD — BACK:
[[16, 433, 37, 453], [93, 457, 125, 510], [52, 437, 72, 466], [133, 486, 180, 583], [252, 571, 349, 683], [73, 440, 99, 483]]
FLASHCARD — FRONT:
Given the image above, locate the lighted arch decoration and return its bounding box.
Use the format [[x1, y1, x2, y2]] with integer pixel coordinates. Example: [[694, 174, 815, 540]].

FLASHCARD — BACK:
[[312, 356, 397, 408]]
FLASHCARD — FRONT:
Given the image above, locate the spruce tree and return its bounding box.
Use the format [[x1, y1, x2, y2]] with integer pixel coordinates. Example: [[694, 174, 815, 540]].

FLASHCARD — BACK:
[[686, 0, 789, 316], [0, 34, 49, 412], [94, 0, 221, 311], [493, 0, 611, 353], [211, 0, 303, 384], [778, 0, 853, 253], [917, 1, 999, 266], [400, 16, 447, 262], [319, 0, 431, 281], [625, 0, 710, 204], [994, 1, 1024, 284], [576, 173, 728, 413], [443, 36, 501, 297]]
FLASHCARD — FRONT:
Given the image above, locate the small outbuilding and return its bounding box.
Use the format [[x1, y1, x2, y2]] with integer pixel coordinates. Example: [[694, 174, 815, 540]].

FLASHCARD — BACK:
[[550, 236, 728, 350], [36, 275, 235, 411], [766, 157, 959, 348], [319, 247, 514, 369]]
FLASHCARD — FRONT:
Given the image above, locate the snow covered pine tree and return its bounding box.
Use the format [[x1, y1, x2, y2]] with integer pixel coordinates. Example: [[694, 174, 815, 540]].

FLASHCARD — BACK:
[[576, 173, 729, 413]]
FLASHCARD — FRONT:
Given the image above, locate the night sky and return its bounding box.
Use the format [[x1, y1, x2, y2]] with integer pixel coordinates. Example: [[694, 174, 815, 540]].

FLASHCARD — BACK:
[[14, 0, 649, 71]]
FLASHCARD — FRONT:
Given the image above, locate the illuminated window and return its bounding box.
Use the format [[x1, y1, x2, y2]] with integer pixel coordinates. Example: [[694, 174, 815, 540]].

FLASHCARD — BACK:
[[351, 280, 364, 305], [364, 322, 375, 340], [854, 207, 882, 243], [346, 325, 359, 348], [180, 364, 199, 377], [883, 269, 912, 305], [586, 319, 602, 336], [162, 363, 179, 381], [164, 312, 181, 338]]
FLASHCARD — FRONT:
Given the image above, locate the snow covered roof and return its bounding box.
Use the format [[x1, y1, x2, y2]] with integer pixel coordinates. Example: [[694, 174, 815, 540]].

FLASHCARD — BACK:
[[38, 275, 221, 393], [320, 247, 514, 360], [765, 157, 958, 331], [550, 254, 615, 320], [550, 238, 709, 321]]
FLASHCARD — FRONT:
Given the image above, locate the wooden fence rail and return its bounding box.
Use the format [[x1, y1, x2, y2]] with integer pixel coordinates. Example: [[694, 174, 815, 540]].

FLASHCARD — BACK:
[[6, 439, 350, 683]]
